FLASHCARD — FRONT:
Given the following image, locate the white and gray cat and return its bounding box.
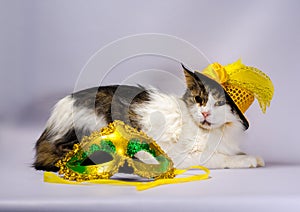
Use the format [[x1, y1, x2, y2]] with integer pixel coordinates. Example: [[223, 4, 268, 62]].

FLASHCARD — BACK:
[[33, 65, 264, 171]]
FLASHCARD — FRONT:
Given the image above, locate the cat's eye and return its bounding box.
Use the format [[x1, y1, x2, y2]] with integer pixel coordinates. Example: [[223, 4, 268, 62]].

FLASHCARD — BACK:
[[214, 100, 226, 106], [194, 96, 203, 104]]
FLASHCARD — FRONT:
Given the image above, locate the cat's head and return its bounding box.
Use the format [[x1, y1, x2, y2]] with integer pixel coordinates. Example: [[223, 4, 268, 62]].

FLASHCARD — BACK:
[[182, 65, 249, 130]]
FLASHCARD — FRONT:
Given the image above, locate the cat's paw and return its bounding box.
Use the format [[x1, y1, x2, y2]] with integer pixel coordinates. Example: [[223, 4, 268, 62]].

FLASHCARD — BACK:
[[256, 156, 265, 167], [240, 155, 264, 168]]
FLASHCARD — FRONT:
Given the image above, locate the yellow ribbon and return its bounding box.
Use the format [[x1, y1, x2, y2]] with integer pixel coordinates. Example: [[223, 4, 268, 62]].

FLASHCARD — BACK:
[[44, 166, 210, 191]]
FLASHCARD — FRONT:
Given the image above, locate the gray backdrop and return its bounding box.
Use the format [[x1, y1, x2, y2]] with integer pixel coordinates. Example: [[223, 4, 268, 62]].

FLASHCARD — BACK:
[[1, 0, 299, 164]]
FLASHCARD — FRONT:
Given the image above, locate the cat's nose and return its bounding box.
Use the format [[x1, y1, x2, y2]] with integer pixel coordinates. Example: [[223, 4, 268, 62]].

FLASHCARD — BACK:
[[202, 111, 210, 118]]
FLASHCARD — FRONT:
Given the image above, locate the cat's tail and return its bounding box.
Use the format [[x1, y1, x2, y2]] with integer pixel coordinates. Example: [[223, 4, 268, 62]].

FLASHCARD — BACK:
[[33, 128, 79, 171], [33, 132, 62, 172], [33, 95, 80, 171]]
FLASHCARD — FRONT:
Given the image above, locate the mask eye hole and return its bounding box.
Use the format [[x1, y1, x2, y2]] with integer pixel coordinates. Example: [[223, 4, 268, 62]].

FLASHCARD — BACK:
[[134, 150, 159, 164], [80, 150, 113, 166]]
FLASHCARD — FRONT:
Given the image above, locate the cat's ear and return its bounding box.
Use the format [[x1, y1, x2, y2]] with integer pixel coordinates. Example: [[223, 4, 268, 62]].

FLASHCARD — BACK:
[[182, 64, 202, 94]]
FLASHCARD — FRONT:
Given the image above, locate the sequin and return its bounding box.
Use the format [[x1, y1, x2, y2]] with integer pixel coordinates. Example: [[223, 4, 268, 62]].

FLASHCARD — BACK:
[[56, 120, 174, 181]]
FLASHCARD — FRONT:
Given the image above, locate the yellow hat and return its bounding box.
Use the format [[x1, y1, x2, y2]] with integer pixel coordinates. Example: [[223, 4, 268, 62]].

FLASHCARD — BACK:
[[199, 59, 274, 114]]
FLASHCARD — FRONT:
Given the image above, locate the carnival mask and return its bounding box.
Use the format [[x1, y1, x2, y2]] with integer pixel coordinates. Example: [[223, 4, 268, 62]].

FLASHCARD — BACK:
[[55, 120, 175, 181]]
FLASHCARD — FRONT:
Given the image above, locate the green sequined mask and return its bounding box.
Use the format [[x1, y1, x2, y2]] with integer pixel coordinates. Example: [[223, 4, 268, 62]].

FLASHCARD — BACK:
[[56, 120, 175, 181]]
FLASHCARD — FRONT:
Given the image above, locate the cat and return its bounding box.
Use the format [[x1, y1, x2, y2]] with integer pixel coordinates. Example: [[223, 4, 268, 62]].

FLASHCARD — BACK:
[[33, 65, 264, 171]]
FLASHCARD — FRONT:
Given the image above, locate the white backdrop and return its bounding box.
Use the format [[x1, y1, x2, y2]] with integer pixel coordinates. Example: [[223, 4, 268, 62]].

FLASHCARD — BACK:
[[0, 1, 300, 211]]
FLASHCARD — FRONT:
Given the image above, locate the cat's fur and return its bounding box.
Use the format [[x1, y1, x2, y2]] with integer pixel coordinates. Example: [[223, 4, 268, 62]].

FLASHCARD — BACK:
[[33, 65, 264, 171]]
